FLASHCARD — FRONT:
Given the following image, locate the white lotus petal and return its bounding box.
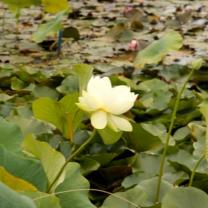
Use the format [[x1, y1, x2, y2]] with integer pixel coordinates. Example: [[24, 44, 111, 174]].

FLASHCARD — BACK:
[[76, 102, 93, 112], [87, 76, 113, 109], [91, 110, 107, 129], [105, 85, 137, 115], [108, 115, 132, 132], [87, 76, 112, 102], [78, 91, 101, 111]]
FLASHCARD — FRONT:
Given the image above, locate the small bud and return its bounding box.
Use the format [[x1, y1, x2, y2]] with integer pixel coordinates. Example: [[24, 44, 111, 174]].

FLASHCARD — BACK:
[[184, 5, 192, 12], [128, 39, 139, 51], [138, 0, 144, 4], [123, 6, 134, 17]]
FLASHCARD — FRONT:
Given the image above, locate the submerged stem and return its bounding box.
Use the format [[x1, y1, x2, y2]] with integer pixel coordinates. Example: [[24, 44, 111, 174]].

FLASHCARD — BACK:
[[57, 30, 63, 55], [155, 67, 196, 203], [47, 129, 96, 193]]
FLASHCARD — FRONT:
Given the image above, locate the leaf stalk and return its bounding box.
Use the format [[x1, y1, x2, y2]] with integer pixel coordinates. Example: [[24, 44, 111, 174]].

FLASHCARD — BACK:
[[188, 155, 204, 187], [47, 129, 96, 193], [155, 66, 196, 203]]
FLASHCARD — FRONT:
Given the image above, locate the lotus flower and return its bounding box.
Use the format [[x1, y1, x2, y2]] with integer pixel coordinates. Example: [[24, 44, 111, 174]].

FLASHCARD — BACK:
[[77, 76, 137, 131], [128, 39, 139, 51]]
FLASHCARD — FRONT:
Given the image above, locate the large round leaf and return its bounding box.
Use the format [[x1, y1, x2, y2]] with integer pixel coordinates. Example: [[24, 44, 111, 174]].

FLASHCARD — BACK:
[[23, 135, 66, 189], [127, 123, 162, 152], [0, 166, 37, 192], [0, 117, 23, 152], [134, 31, 183, 69], [0, 182, 36, 208], [42, 0, 69, 14], [1, 0, 41, 14], [138, 178, 172, 207], [101, 185, 147, 208], [162, 187, 208, 208], [0, 146, 47, 191], [32, 93, 82, 139], [26, 192, 62, 208], [55, 162, 96, 208], [32, 12, 64, 43]]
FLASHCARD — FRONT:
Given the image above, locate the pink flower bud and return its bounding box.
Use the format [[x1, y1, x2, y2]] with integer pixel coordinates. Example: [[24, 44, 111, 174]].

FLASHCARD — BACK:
[[128, 39, 139, 51], [123, 6, 134, 17]]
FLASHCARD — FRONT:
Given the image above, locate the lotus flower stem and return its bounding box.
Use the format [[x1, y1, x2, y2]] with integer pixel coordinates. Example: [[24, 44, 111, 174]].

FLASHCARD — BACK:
[[188, 155, 204, 187], [155, 66, 196, 203], [47, 129, 96, 193]]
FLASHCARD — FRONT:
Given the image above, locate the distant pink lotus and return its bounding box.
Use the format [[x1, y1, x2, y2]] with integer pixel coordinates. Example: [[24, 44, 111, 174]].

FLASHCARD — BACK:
[[128, 39, 139, 51]]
